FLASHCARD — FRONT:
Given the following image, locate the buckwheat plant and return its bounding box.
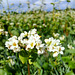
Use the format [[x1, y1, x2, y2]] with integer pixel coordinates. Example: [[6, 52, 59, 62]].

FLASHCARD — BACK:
[[5, 28, 45, 75], [45, 37, 65, 57]]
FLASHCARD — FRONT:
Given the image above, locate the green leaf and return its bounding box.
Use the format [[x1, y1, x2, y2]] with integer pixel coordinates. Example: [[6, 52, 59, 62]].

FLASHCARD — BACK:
[[42, 62, 49, 70], [15, 72, 22, 75], [0, 46, 4, 50], [62, 56, 71, 62], [0, 69, 12, 75], [11, 30, 19, 36], [19, 50, 29, 64], [33, 62, 41, 69], [30, 52, 38, 62], [69, 61, 75, 69], [65, 71, 74, 75], [66, 49, 75, 54], [51, 3, 55, 5], [67, 0, 70, 2]]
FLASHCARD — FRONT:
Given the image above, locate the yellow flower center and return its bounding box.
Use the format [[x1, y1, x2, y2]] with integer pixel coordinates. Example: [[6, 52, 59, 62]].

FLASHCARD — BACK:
[[54, 43, 56, 46], [59, 48, 61, 51], [13, 42, 16, 46], [31, 42, 33, 47]]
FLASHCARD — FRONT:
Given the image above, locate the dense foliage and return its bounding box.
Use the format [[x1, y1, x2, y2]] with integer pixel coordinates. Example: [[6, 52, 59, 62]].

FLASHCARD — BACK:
[[0, 9, 75, 75]]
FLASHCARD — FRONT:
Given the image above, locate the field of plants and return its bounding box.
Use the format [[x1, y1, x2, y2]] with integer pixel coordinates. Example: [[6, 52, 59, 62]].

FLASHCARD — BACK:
[[0, 9, 75, 75]]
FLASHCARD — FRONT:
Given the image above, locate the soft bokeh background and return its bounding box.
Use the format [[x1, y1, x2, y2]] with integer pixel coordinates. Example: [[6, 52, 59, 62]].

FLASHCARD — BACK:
[[0, 0, 75, 12]]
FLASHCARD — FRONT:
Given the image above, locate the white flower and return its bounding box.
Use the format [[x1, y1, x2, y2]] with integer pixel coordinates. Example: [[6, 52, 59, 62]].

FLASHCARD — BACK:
[[5, 36, 20, 52], [7, 56, 16, 59], [5, 31, 8, 36], [10, 23, 14, 25], [26, 40, 36, 50], [34, 34, 40, 41], [21, 39, 28, 44], [37, 46, 45, 55], [53, 33, 60, 38], [45, 37, 54, 46], [5, 41, 12, 50], [38, 50, 44, 55], [24, 31, 27, 37], [0, 29, 4, 35], [47, 46, 57, 52], [28, 29, 37, 37], [13, 46, 20, 52], [45, 37, 65, 57], [8, 36, 17, 41], [53, 52, 58, 57], [18, 32, 27, 42], [73, 40, 75, 44], [56, 46, 65, 54], [53, 46, 65, 57], [10, 39, 18, 49], [0, 29, 4, 32], [33, 23, 37, 26], [36, 41, 44, 50], [67, 44, 74, 49], [20, 33, 25, 38], [52, 39, 60, 46], [45, 37, 60, 46], [59, 35, 65, 40]]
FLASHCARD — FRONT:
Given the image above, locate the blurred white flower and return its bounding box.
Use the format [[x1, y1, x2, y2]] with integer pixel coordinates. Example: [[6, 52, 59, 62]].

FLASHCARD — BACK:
[[10, 39, 18, 49], [45, 37, 65, 57], [73, 40, 75, 44], [8, 36, 17, 41], [9, 59, 15, 66], [5, 31, 8, 36], [33, 23, 37, 26], [5, 41, 12, 50], [53, 33, 60, 38], [26, 39, 36, 51], [67, 44, 74, 49], [0, 29, 4, 32], [13, 46, 20, 53], [59, 35, 65, 40], [53, 46, 65, 57], [5, 36, 20, 52], [28, 28, 37, 37], [53, 51, 58, 57], [0, 29, 4, 35], [10, 23, 14, 25]]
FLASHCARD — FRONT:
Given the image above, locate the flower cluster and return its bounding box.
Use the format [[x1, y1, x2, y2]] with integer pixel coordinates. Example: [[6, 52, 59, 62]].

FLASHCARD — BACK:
[[18, 29, 45, 54], [5, 29, 65, 57], [53, 33, 60, 38], [5, 36, 20, 52], [5, 29, 45, 54], [45, 37, 65, 57], [0, 29, 8, 36], [67, 44, 74, 49]]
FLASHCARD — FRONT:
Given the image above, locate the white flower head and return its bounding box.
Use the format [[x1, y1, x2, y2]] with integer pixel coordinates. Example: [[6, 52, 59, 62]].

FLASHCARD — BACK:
[[5, 41, 12, 50], [24, 31, 28, 37], [53, 33, 60, 38], [13, 46, 20, 52], [53, 51, 58, 57], [67, 44, 74, 49], [0, 29, 4, 35], [10, 39, 18, 49], [5, 31, 8, 36], [28, 28, 37, 37], [8, 36, 17, 41], [26, 40, 36, 50], [59, 35, 65, 40]]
